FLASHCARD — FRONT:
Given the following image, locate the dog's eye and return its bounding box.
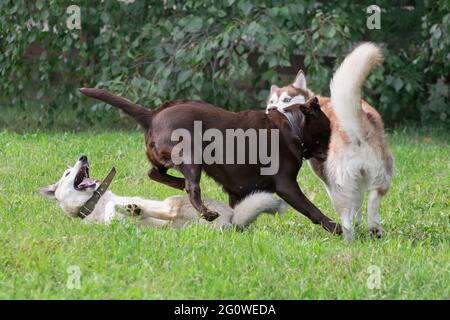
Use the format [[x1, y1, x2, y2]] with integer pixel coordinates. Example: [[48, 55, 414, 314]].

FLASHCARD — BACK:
[[65, 171, 70, 177], [283, 97, 292, 103], [315, 141, 320, 145]]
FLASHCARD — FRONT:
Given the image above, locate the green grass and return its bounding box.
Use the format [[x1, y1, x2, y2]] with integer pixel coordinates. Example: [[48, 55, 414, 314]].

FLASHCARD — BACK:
[[0, 127, 448, 299]]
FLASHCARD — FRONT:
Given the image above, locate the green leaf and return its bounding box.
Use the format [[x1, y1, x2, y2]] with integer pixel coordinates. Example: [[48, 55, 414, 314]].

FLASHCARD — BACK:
[[177, 70, 191, 84], [393, 78, 404, 92], [101, 12, 110, 24], [36, 0, 44, 10], [322, 24, 336, 38], [186, 17, 203, 33], [238, 2, 253, 15]]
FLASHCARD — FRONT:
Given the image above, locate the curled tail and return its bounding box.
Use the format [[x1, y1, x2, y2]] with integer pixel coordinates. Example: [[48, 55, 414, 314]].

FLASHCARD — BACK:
[[231, 192, 285, 229], [330, 42, 383, 141], [79, 88, 153, 129]]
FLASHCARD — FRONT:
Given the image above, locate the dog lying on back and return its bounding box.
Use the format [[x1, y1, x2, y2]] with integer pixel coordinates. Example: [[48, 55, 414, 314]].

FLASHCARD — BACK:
[[39, 156, 285, 229], [266, 43, 394, 242]]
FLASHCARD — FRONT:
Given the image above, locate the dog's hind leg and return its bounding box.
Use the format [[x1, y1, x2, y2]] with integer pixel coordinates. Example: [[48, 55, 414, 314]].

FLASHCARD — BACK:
[[178, 164, 219, 222], [329, 188, 363, 243], [227, 191, 246, 208], [353, 190, 364, 228], [148, 166, 185, 190], [276, 179, 342, 234], [116, 198, 176, 221], [339, 207, 355, 243], [368, 189, 382, 238]]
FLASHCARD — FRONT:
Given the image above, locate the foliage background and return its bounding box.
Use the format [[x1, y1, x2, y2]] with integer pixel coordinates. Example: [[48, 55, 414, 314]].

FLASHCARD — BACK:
[[0, 0, 449, 127]]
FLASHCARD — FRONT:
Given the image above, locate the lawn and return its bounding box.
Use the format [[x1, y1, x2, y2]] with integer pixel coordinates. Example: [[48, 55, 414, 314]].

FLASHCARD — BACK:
[[0, 126, 448, 299]]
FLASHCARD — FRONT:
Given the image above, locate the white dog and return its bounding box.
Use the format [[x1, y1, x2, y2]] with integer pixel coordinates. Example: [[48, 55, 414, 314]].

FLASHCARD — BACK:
[[39, 156, 284, 229], [266, 43, 394, 242]]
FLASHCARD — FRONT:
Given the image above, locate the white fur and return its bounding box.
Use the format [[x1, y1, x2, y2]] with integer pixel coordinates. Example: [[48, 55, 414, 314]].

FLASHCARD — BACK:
[[232, 192, 286, 228], [40, 158, 285, 230], [326, 43, 391, 242], [266, 91, 306, 114], [330, 42, 383, 142], [265, 71, 308, 114], [323, 141, 391, 241]]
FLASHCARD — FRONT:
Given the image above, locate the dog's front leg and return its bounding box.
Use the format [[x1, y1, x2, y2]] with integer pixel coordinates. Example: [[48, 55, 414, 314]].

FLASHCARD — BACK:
[[148, 166, 185, 190], [179, 164, 219, 221], [276, 179, 342, 235]]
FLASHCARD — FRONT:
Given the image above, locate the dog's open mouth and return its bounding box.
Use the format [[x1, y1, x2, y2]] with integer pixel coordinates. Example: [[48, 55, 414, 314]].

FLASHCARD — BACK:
[[74, 163, 96, 191]]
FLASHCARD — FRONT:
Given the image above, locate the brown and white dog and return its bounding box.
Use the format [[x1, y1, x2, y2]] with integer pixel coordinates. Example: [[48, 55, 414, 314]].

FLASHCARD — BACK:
[[266, 43, 394, 242]]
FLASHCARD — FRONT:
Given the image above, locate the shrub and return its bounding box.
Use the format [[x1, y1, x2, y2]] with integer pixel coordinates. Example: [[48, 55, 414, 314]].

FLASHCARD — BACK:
[[0, 0, 448, 126]]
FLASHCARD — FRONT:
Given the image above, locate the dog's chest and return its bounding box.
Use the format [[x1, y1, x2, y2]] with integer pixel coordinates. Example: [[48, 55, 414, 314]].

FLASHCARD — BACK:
[[84, 192, 116, 223]]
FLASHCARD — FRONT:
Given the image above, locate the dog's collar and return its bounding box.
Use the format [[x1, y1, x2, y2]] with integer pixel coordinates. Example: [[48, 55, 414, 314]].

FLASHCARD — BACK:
[[78, 167, 116, 219], [282, 111, 300, 136], [281, 110, 306, 156]]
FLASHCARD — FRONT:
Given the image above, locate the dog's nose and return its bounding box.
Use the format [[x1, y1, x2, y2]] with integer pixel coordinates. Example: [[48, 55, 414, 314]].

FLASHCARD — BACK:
[[267, 107, 277, 112], [79, 155, 88, 162]]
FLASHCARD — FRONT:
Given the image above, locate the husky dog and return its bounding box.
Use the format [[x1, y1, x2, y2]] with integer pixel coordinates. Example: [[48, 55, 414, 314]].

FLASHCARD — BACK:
[[266, 43, 394, 242], [39, 156, 285, 229]]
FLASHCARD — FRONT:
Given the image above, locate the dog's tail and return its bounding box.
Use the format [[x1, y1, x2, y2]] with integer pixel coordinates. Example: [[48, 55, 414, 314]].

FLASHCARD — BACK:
[[231, 192, 285, 229], [79, 88, 153, 129], [330, 42, 383, 142]]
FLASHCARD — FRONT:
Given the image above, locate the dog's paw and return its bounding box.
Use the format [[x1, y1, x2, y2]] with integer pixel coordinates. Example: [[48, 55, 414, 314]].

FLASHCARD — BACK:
[[327, 222, 343, 235], [126, 204, 142, 217], [202, 210, 220, 222], [369, 227, 382, 239]]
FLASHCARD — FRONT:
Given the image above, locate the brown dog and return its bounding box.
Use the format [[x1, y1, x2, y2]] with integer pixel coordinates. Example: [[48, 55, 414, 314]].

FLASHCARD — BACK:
[[79, 88, 341, 234]]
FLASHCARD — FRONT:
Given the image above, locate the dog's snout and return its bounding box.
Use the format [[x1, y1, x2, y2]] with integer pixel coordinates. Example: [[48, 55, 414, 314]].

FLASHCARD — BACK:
[[267, 106, 277, 112], [79, 155, 88, 162]]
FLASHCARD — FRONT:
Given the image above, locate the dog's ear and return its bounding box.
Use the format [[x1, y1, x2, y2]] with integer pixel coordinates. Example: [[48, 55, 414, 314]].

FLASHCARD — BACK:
[[38, 183, 58, 200], [292, 70, 307, 90], [299, 97, 321, 117], [270, 85, 279, 93]]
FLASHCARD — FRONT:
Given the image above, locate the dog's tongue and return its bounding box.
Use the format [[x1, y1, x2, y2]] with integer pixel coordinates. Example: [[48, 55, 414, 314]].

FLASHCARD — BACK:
[[78, 177, 96, 189]]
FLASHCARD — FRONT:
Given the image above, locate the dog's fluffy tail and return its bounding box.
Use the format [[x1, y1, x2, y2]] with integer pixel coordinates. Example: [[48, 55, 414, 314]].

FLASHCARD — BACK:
[[231, 192, 285, 229], [330, 42, 383, 141], [79, 88, 153, 129]]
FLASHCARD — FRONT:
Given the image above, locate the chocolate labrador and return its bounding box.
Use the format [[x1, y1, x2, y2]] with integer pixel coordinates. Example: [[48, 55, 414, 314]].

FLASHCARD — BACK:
[[79, 88, 341, 234]]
